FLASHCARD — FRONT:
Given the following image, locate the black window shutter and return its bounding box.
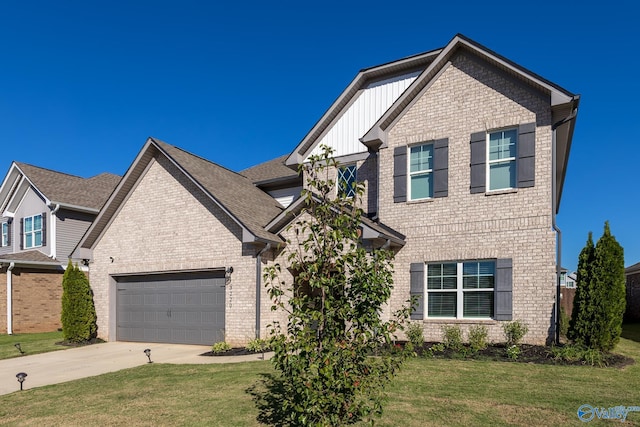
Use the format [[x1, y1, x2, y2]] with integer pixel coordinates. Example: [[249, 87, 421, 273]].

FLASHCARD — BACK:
[[6, 219, 11, 246], [517, 123, 536, 188], [470, 131, 486, 194], [19, 218, 24, 250], [433, 138, 449, 198], [410, 262, 425, 320], [495, 258, 513, 320], [393, 146, 407, 203], [41, 212, 47, 246]]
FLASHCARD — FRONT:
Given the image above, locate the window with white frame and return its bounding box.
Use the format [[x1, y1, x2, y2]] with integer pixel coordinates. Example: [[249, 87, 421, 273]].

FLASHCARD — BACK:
[[427, 261, 495, 318], [409, 143, 433, 200], [24, 214, 43, 249], [1, 222, 8, 247], [488, 129, 517, 191], [338, 164, 357, 198]]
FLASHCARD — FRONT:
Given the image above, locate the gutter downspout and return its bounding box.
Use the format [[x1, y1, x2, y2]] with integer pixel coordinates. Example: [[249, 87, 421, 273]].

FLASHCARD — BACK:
[[49, 203, 60, 259], [255, 243, 272, 339], [551, 103, 578, 345], [6, 262, 15, 335]]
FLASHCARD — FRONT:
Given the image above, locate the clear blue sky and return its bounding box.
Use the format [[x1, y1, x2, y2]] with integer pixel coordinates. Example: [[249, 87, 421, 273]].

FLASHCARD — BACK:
[[1, 1, 638, 271]]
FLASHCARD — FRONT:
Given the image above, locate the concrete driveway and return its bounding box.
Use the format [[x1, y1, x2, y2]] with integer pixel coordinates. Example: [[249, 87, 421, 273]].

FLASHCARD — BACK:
[[0, 341, 271, 396]]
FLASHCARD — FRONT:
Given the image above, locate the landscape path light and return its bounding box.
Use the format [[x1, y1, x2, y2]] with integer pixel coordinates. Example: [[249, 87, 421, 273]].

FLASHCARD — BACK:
[[14, 343, 24, 355], [16, 372, 27, 391], [144, 348, 152, 363]]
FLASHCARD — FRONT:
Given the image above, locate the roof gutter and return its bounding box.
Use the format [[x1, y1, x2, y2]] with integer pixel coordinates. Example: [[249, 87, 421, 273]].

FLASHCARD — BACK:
[[551, 98, 579, 345], [6, 262, 15, 334]]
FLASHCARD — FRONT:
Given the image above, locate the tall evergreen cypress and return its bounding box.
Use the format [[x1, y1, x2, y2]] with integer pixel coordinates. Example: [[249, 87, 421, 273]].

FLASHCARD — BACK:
[[592, 222, 626, 350], [61, 261, 98, 342], [568, 232, 595, 344], [568, 223, 626, 351]]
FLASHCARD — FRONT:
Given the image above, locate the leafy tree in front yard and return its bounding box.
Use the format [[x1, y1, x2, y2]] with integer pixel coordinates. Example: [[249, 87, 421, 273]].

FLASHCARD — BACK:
[[263, 146, 411, 426], [568, 222, 626, 351], [61, 261, 98, 342]]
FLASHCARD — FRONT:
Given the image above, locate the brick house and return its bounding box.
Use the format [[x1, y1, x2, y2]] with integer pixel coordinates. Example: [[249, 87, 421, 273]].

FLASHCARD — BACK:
[[0, 163, 119, 333], [74, 34, 579, 346], [626, 262, 640, 321]]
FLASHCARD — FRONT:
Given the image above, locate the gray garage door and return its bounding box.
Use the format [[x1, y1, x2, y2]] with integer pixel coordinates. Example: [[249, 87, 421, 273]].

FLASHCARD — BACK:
[[115, 271, 226, 345]]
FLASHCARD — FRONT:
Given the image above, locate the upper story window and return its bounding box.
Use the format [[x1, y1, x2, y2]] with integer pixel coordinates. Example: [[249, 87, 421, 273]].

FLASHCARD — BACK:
[[488, 129, 517, 191], [409, 143, 434, 200], [338, 164, 357, 198], [24, 214, 43, 249], [1, 222, 8, 247]]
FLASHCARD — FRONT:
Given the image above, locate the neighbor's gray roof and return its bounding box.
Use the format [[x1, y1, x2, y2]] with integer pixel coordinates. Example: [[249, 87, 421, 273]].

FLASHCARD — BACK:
[[626, 262, 640, 275], [153, 139, 284, 242], [0, 250, 61, 265], [240, 155, 300, 186], [16, 162, 120, 210]]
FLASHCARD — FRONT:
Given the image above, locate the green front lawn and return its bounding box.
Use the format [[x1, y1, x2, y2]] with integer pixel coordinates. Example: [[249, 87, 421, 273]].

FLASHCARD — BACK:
[[1, 327, 640, 426], [0, 330, 64, 360]]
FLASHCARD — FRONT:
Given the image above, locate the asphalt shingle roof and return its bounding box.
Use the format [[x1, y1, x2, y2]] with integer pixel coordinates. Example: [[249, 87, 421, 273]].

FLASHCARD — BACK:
[[0, 250, 59, 264], [153, 139, 284, 242], [16, 162, 120, 210], [240, 155, 299, 185]]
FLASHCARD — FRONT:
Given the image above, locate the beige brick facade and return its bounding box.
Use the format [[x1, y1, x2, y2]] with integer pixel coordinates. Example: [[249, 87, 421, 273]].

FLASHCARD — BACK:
[[378, 52, 556, 344], [89, 155, 262, 346], [0, 267, 63, 333]]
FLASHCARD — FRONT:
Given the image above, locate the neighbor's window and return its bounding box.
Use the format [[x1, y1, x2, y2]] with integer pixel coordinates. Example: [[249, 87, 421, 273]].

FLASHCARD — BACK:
[[488, 129, 517, 190], [409, 143, 433, 200], [338, 164, 357, 198], [426, 261, 495, 318], [24, 214, 43, 248], [1, 222, 8, 247]]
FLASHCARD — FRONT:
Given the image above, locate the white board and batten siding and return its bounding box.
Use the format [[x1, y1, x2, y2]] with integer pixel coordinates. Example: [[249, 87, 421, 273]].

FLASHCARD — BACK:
[[307, 70, 421, 160]]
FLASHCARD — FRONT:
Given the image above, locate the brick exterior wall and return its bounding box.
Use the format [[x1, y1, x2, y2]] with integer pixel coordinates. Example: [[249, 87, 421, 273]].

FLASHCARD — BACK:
[[0, 267, 63, 333], [378, 52, 556, 344], [626, 271, 640, 321], [90, 155, 261, 347]]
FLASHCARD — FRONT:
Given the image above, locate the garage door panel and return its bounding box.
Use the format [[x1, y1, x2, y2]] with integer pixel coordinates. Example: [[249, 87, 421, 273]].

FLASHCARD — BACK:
[[116, 271, 226, 345]]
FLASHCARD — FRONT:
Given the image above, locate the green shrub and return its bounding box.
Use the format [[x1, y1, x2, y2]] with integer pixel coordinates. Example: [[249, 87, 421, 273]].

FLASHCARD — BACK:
[[424, 343, 445, 358], [468, 325, 488, 352], [441, 325, 464, 352], [61, 261, 98, 343], [503, 320, 528, 347], [505, 345, 520, 360], [211, 341, 231, 354], [406, 322, 424, 351], [549, 344, 606, 367], [246, 338, 269, 353]]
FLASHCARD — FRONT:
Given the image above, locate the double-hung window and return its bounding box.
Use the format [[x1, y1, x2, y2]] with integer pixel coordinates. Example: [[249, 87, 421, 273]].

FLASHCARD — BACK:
[[24, 214, 43, 249], [409, 143, 433, 200], [1, 222, 8, 247], [488, 129, 517, 190], [426, 261, 495, 318], [338, 164, 357, 198]]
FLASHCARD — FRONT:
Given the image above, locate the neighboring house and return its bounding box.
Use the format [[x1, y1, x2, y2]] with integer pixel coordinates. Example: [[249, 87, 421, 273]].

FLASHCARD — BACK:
[[0, 163, 120, 334], [559, 268, 577, 317], [626, 262, 640, 321], [74, 34, 579, 346]]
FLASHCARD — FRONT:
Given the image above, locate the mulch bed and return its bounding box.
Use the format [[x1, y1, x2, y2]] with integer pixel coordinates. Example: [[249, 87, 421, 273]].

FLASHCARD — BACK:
[[55, 338, 105, 347], [201, 343, 634, 369], [416, 342, 635, 368], [201, 348, 269, 357]]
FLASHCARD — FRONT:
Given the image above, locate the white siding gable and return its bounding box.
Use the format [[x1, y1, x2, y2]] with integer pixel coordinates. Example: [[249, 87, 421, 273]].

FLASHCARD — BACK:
[[308, 70, 421, 160], [268, 187, 303, 208]]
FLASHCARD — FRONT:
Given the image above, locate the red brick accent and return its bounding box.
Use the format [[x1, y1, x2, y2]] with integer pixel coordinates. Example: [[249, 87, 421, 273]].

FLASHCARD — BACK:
[[1, 267, 63, 333]]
